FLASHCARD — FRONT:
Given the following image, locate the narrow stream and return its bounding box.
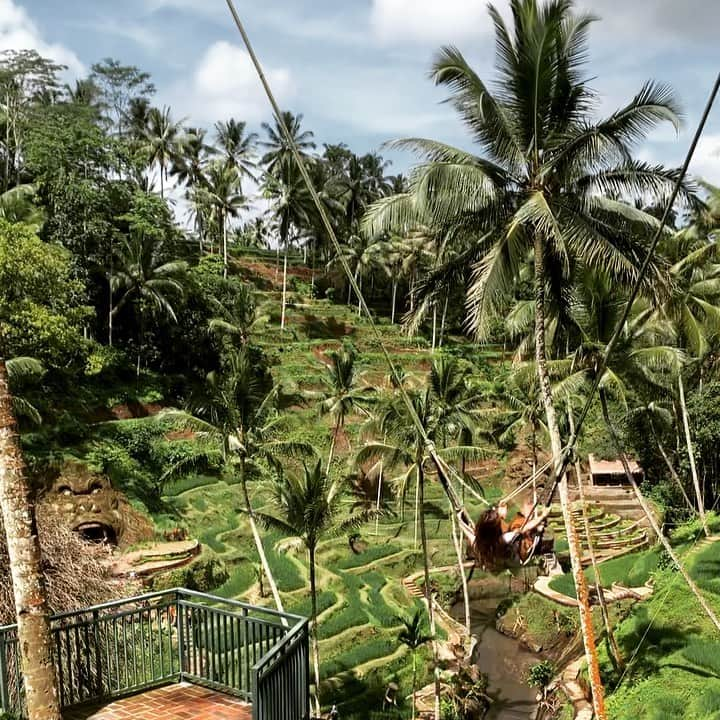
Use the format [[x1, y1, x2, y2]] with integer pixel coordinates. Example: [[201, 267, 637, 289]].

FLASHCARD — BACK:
[[452, 595, 538, 720]]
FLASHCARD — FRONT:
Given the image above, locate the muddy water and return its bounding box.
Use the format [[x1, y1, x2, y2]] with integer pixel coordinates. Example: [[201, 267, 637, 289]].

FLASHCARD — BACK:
[[452, 595, 538, 720]]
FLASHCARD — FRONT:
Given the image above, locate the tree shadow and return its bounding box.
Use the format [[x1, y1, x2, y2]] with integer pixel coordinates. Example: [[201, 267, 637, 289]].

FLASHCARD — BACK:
[[614, 616, 690, 681], [301, 313, 356, 339], [324, 670, 397, 717]]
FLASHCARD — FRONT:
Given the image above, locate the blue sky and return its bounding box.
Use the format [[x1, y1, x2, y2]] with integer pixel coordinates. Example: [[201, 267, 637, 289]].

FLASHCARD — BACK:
[[3, 0, 720, 183]]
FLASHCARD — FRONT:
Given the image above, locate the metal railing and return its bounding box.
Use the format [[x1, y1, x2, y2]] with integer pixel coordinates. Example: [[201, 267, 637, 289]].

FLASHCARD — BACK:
[[0, 588, 309, 720]]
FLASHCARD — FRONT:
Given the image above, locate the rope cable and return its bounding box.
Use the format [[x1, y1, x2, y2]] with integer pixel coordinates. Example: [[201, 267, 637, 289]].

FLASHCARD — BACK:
[[224, 0, 476, 521]]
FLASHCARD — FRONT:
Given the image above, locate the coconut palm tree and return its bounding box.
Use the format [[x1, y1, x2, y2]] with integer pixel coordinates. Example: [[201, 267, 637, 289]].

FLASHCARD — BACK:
[[398, 610, 433, 720], [207, 280, 269, 347], [258, 459, 372, 717], [162, 349, 313, 617], [203, 160, 247, 277], [143, 105, 186, 199], [650, 227, 720, 534], [111, 232, 187, 377], [315, 344, 374, 470], [363, 4, 697, 710], [214, 118, 258, 189], [260, 111, 315, 175], [263, 163, 313, 330], [358, 365, 484, 720], [0, 358, 61, 720]]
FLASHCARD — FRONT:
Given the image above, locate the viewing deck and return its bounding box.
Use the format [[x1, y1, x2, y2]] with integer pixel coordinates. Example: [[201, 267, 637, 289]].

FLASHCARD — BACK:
[[0, 589, 309, 720]]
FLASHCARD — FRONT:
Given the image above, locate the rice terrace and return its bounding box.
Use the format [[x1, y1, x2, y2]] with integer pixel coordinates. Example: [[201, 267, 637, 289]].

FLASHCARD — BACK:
[[0, 1, 719, 720]]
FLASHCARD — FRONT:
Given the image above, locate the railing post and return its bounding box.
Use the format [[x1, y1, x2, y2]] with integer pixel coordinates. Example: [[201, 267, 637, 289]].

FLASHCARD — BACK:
[[176, 591, 185, 682], [92, 610, 103, 698], [0, 631, 9, 712]]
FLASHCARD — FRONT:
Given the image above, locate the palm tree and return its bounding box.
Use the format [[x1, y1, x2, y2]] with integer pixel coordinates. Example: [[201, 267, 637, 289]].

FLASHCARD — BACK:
[[163, 350, 312, 616], [111, 232, 187, 377], [651, 228, 720, 534], [363, 4, 696, 711], [260, 110, 315, 175], [207, 281, 266, 348], [398, 610, 433, 720], [144, 105, 186, 199], [315, 344, 374, 470], [258, 459, 371, 716], [263, 163, 313, 330], [214, 118, 258, 189], [358, 367, 483, 720], [0, 359, 61, 720], [6, 357, 43, 426], [203, 160, 247, 277]]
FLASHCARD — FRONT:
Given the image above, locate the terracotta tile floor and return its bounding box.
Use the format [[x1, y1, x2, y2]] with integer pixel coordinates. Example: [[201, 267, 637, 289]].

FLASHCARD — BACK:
[[63, 683, 252, 720]]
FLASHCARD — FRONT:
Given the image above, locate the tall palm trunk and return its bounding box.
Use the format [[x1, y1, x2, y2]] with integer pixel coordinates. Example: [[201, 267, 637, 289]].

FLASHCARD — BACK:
[[568, 405, 623, 670], [411, 651, 417, 720], [439, 295, 449, 349], [533, 236, 606, 720], [391, 280, 398, 324], [678, 374, 708, 535], [308, 544, 321, 717], [326, 416, 341, 474], [160, 164, 164, 200], [600, 390, 720, 632], [222, 209, 230, 280], [417, 462, 441, 720], [650, 423, 695, 511], [431, 304, 437, 352], [280, 226, 289, 332], [0, 361, 61, 720], [238, 456, 285, 618]]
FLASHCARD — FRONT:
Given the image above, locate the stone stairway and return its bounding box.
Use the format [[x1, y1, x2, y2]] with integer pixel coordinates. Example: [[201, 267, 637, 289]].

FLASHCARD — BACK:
[[567, 481, 655, 530], [547, 503, 650, 564]]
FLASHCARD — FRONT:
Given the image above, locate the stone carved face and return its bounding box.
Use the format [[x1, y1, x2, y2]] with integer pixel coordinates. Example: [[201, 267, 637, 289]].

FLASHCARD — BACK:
[[47, 463, 124, 545]]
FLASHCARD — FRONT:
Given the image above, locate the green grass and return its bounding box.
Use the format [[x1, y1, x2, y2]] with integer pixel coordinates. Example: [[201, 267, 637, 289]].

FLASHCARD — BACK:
[[336, 544, 403, 570], [549, 549, 660, 599], [604, 537, 720, 719]]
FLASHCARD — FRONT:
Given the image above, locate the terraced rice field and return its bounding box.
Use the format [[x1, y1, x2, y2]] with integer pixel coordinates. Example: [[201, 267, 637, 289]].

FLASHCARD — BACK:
[[162, 470, 476, 716]]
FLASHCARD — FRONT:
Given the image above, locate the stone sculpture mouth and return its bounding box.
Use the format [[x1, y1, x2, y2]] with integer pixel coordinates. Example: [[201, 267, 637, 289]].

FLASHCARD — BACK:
[[74, 521, 118, 545]]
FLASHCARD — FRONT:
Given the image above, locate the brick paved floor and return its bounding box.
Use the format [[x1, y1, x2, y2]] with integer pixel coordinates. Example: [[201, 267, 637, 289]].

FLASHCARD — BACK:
[[63, 683, 252, 720]]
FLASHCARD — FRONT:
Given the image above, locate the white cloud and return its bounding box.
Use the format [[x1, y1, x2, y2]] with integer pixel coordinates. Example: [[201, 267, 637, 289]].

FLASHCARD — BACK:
[[370, 0, 491, 45], [0, 0, 84, 76], [690, 134, 720, 186], [166, 41, 292, 126]]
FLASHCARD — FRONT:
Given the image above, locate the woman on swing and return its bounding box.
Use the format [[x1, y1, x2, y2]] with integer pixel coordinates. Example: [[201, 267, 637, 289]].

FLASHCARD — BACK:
[[458, 501, 551, 570]]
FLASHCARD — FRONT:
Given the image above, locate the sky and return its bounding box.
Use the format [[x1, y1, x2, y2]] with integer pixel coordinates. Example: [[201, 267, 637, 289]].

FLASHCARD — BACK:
[[2, 0, 720, 185]]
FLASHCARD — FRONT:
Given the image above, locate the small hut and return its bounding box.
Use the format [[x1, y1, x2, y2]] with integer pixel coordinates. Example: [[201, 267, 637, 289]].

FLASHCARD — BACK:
[[588, 453, 643, 486]]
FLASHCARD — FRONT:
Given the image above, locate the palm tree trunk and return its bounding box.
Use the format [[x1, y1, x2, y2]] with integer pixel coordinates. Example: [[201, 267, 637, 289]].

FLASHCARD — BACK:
[[418, 462, 440, 720], [439, 294, 449, 348], [223, 211, 229, 279], [239, 458, 285, 618], [568, 405, 623, 670], [357, 276, 362, 316], [533, 236, 606, 720], [375, 458, 383, 536], [678, 374, 708, 535], [280, 231, 289, 332], [160, 164, 164, 200], [411, 652, 417, 720], [413, 467, 420, 549], [309, 544, 321, 717], [326, 416, 340, 474], [450, 510, 471, 635], [431, 304, 437, 352], [651, 425, 695, 511], [391, 280, 398, 324], [600, 390, 720, 632], [0, 361, 62, 720]]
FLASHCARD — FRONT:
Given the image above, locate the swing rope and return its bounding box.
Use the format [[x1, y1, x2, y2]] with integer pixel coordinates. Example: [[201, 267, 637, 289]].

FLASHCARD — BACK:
[[224, 0, 478, 523]]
